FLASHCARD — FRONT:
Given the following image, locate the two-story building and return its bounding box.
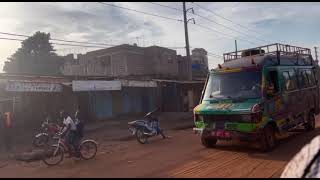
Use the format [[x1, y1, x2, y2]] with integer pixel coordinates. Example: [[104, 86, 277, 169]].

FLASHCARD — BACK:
[[191, 48, 209, 78], [61, 44, 180, 79], [58, 44, 206, 120]]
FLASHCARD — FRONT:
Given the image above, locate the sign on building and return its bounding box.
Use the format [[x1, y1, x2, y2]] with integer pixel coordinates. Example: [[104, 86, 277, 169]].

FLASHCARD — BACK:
[[121, 80, 157, 87], [72, 80, 121, 91], [6, 81, 63, 92]]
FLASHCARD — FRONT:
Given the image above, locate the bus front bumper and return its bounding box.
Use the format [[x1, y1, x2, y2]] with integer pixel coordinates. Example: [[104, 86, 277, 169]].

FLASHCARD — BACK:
[[197, 128, 260, 142], [193, 128, 203, 134]]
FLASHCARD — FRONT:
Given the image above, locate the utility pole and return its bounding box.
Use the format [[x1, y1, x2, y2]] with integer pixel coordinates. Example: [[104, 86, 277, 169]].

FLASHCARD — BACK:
[[315, 47, 318, 64], [183, 2, 195, 81], [235, 40, 238, 58], [143, 35, 145, 47]]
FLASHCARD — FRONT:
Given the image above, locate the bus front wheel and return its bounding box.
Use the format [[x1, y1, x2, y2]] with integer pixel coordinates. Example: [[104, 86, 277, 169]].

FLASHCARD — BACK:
[[201, 135, 217, 148], [305, 111, 316, 131], [259, 125, 276, 152]]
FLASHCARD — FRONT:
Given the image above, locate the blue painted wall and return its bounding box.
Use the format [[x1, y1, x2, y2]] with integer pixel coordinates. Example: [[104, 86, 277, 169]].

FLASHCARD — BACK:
[[89, 87, 158, 120], [89, 91, 113, 119], [121, 87, 157, 114]]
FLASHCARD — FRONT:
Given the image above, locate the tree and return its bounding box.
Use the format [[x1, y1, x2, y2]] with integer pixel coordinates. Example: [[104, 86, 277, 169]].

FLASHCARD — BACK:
[[3, 31, 63, 75]]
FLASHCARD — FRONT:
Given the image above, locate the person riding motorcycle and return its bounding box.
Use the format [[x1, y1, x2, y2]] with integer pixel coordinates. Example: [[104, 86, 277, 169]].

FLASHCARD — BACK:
[[60, 111, 80, 158]]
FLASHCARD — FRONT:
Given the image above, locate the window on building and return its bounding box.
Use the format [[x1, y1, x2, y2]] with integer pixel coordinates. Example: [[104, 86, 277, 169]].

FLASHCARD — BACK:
[[99, 55, 111, 67], [168, 55, 173, 63]]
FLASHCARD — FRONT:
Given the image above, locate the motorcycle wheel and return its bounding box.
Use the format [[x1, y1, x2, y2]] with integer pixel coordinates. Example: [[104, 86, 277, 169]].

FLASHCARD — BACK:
[[136, 129, 148, 144], [33, 134, 49, 147]]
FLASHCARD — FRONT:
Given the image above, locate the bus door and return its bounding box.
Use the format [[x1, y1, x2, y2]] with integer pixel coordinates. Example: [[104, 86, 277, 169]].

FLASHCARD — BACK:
[[280, 69, 301, 129]]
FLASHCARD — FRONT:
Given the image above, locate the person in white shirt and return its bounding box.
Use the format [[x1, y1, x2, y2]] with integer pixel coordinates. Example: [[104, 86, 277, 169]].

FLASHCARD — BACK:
[[60, 111, 80, 158]]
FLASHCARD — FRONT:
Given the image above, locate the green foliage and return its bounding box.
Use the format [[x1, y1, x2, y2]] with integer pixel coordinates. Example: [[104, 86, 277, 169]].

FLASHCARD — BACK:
[[3, 31, 63, 75]]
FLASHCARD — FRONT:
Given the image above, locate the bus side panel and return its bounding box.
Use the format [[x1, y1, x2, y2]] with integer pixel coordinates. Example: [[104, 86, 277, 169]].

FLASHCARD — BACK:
[[313, 68, 320, 115]]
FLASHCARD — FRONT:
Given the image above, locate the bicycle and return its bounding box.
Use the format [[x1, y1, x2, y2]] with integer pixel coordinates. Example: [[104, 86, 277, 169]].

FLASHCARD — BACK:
[[42, 133, 98, 166]]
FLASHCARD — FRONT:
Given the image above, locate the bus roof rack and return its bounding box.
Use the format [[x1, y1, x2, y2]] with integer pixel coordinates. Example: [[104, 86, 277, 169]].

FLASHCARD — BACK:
[[223, 43, 313, 64]]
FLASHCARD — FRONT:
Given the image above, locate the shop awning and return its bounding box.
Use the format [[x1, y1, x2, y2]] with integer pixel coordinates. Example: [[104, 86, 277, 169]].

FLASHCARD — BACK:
[[6, 81, 63, 92], [72, 80, 122, 91]]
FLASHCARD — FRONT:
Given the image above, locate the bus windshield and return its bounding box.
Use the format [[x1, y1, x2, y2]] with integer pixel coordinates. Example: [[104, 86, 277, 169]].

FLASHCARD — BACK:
[[203, 70, 262, 101]]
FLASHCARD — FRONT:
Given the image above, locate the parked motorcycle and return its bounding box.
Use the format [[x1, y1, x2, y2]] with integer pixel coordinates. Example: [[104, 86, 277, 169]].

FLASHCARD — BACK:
[[32, 118, 60, 147], [128, 108, 166, 144]]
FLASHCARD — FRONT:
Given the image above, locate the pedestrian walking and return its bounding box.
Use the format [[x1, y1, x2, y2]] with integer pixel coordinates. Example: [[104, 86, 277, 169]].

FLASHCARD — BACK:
[[3, 111, 13, 152]]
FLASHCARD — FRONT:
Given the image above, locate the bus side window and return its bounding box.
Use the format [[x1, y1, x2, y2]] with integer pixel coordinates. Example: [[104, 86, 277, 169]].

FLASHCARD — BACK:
[[288, 70, 298, 90], [281, 70, 298, 91], [266, 71, 279, 97], [306, 69, 316, 86], [298, 70, 308, 88]]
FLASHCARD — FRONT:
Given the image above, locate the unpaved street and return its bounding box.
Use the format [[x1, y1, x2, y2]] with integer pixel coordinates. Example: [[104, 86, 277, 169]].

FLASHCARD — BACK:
[[0, 119, 320, 178]]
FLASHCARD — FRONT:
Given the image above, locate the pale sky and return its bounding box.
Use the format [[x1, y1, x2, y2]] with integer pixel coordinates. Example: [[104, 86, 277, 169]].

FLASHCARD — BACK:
[[0, 2, 319, 72]]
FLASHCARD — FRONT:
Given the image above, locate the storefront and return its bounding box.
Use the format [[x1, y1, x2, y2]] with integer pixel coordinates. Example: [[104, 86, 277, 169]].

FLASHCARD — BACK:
[[72, 80, 158, 121], [1, 77, 76, 129]]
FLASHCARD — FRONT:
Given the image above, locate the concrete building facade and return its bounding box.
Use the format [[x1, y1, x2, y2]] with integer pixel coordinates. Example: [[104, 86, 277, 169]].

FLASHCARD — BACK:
[[191, 48, 209, 78], [61, 44, 179, 79]]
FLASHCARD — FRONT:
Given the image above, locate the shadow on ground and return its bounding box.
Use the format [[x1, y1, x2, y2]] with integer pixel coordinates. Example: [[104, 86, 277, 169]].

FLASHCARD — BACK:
[[207, 127, 320, 162]]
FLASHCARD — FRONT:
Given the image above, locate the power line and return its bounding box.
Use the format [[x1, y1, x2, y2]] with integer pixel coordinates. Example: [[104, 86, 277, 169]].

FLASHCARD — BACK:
[[148, 2, 182, 11], [192, 12, 269, 43], [0, 32, 28, 38], [192, 23, 258, 45], [167, 46, 186, 49], [208, 54, 223, 59], [147, 2, 268, 43], [50, 43, 105, 48], [50, 38, 113, 46], [0, 34, 186, 50], [192, 2, 261, 35], [0, 32, 115, 46], [96, 2, 259, 49], [207, 54, 222, 59], [1, 33, 222, 63], [0, 37, 24, 42], [207, 52, 223, 58], [98, 2, 183, 22], [0, 37, 107, 48]]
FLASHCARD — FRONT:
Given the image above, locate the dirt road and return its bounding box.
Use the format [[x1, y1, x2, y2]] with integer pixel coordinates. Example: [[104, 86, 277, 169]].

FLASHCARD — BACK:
[[0, 120, 320, 178]]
